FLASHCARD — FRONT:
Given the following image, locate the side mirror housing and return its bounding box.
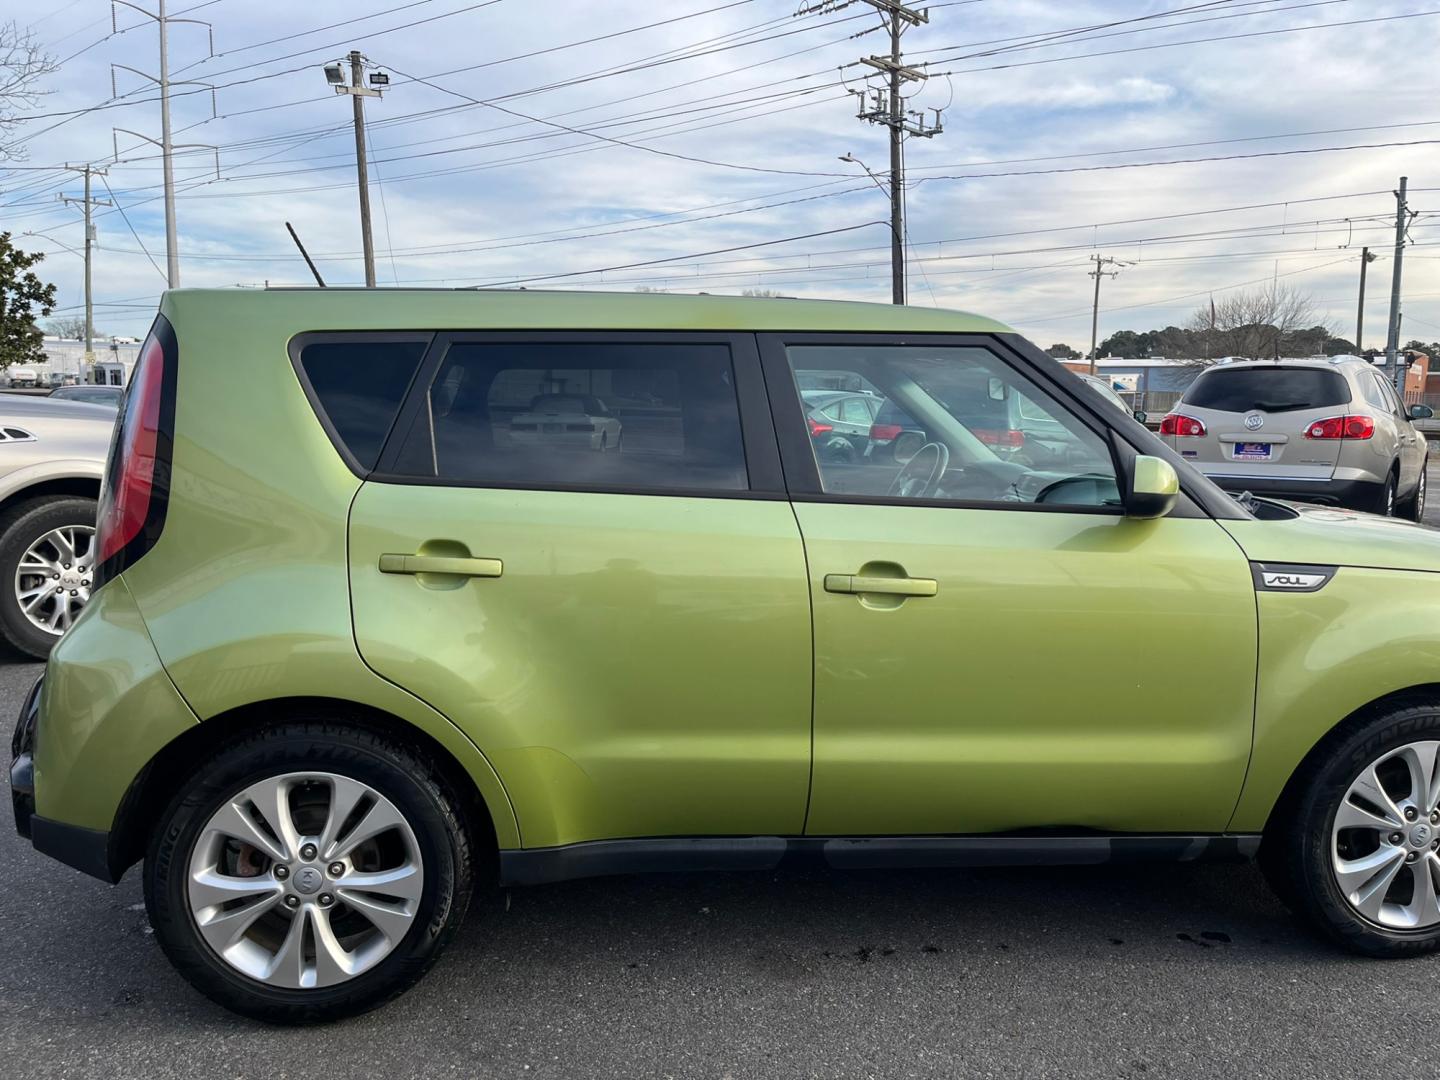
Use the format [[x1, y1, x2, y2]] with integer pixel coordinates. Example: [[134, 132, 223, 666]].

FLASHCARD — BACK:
[[1409, 403, 1434, 420], [1133, 409, 1148, 424], [1126, 455, 1178, 519]]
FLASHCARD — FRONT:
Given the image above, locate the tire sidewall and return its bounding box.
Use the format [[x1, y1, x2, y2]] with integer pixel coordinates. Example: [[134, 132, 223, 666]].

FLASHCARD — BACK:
[[145, 727, 467, 1022], [0, 496, 97, 659]]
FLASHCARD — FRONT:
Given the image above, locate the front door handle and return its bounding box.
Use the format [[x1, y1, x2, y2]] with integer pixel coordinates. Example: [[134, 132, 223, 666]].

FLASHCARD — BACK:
[[824, 573, 937, 597], [379, 554, 503, 578]]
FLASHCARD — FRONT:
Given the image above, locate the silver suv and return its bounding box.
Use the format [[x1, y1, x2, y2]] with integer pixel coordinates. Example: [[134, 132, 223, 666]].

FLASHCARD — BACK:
[[1159, 357, 1431, 518]]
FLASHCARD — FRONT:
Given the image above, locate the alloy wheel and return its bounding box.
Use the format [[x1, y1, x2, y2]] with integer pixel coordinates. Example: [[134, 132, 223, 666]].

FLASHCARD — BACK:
[[1331, 741, 1440, 930], [186, 771, 425, 989], [15, 525, 95, 636]]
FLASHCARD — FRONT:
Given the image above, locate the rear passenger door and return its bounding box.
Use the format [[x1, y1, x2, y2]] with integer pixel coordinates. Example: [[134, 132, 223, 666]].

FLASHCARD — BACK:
[[327, 333, 812, 851]]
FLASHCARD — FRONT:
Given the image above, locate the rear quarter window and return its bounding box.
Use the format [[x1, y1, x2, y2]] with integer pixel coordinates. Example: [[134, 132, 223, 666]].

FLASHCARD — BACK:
[[1182, 366, 1350, 413], [294, 337, 430, 470]]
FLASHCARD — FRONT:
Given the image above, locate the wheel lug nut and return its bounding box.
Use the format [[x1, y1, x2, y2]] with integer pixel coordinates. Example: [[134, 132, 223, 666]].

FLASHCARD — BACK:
[[1406, 807, 1419, 820], [273, 865, 289, 880], [1407, 852, 1419, 863], [318, 894, 334, 908], [284, 895, 300, 909], [300, 843, 317, 860], [327, 862, 345, 877], [1391, 833, 1404, 844], [50, 573, 58, 580]]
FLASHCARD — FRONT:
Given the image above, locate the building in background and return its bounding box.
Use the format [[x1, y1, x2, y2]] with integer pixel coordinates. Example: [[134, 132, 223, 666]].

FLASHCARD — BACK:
[[37, 336, 140, 387]]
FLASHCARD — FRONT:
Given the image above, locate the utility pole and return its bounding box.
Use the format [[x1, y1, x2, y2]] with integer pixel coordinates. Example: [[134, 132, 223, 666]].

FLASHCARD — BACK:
[[325, 51, 384, 287], [1385, 176, 1414, 391], [1088, 255, 1123, 376], [60, 166, 112, 370], [110, 1, 215, 288], [1356, 246, 1376, 352], [850, 1, 942, 305]]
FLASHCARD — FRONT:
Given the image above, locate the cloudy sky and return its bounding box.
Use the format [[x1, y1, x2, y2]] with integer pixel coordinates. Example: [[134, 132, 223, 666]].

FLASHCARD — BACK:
[[4, 0, 1439, 350]]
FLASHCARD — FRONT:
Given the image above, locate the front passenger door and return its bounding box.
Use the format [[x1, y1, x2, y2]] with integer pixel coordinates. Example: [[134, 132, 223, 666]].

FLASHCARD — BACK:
[[762, 335, 1259, 838]]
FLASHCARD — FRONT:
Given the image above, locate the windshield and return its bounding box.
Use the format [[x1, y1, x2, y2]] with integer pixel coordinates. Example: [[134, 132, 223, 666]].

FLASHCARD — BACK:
[[1183, 366, 1350, 413]]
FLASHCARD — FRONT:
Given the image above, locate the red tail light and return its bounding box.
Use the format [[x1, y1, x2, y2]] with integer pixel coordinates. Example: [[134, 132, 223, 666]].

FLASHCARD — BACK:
[[869, 423, 903, 442], [1305, 414, 1374, 440], [1159, 413, 1207, 437], [808, 418, 833, 437], [95, 318, 174, 583], [972, 428, 1026, 448]]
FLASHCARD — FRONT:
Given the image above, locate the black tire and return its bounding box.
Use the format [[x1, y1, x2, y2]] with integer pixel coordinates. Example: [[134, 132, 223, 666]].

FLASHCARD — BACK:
[[1260, 701, 1440, 957], [1398, 464, 1427, 523], [144, 722, 475, 1023], [1373, 468, 1398, 517], [0, 495, 97, 659]]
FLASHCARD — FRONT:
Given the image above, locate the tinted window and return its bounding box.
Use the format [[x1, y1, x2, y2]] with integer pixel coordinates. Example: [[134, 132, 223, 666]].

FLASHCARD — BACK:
[[391, 341, 747, 492], [785, 344, 1120, 508], [1360, 372, 1389, 409], [298, 339, 428, 469], [1183, 367, 1349, 413]]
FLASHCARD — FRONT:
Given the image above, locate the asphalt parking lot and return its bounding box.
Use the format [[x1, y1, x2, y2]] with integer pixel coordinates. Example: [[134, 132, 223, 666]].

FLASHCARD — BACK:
[[3, 466, 1440, 1079]]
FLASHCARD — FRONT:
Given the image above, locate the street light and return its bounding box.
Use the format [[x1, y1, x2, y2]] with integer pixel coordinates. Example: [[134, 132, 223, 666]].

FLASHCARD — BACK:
[[323, 63, 345, 86], [368, 71, 390, 88]]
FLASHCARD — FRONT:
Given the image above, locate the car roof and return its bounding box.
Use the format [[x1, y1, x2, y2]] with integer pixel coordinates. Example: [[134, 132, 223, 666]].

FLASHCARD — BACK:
[[1196, 357, 1369, 373], [160, 287, 1014, 336]]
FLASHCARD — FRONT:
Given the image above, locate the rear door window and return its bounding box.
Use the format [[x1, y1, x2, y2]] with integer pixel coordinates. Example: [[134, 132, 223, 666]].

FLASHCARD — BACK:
[[295, 336, 430, 470], [1182, 367, 1350, 412], [387, 340, 749, 492]]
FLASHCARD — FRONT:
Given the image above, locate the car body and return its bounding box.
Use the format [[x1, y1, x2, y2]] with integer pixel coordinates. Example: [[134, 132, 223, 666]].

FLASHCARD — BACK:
[[1158, 357, 1430, 517], [49, 384, 123, 408], [802, 389, 879, 463], [19, 288, 1440, 1021], [7, 367, 41, 389]]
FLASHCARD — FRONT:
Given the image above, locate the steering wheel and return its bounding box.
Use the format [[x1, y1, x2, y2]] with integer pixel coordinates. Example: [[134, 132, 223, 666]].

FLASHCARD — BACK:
[[887, 441, 950, 499]]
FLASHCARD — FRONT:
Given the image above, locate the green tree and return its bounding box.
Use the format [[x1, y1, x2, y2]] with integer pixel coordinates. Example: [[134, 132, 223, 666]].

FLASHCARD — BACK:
[[1045, 343, 1080, 360], [0, 232, 56, 368]]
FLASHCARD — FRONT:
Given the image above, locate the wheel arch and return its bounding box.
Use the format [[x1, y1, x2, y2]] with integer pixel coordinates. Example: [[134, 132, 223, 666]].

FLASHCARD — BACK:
[[0, 476, 101, 515], [1259, 682, 1440, 840], [108, 695, 503, 882]]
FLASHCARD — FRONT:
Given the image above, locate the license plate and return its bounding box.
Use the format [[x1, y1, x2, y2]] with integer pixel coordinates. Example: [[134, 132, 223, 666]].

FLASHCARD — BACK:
[[542, 423, 564, 433], [1233, 442, 1272, 461]]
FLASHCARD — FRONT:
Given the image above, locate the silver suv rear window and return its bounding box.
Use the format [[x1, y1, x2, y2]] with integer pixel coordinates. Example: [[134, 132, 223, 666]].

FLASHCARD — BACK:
[[1182, 367, 1349, 413]]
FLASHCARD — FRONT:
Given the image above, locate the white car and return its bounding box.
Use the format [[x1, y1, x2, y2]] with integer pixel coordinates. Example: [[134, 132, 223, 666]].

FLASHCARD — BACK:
[[508, 393, 622, 452]]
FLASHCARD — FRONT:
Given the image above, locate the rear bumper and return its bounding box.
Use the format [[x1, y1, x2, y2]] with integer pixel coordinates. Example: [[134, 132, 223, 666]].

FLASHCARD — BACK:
[[1206, 473, 1384, 509], [10, 673, 119, 882]]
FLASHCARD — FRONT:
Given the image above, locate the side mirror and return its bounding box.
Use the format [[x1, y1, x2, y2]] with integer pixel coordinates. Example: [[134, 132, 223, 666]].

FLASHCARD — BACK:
[[987, 377, 1007, 402], [1126, 455, 1178, 519], [1409, 403, 1434, 420], [1133, 409, 1148, 424]]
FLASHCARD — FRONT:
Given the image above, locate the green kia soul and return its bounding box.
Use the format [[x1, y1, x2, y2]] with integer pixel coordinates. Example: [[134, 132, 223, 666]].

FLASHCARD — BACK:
[[13, 288, 1440, 1021]]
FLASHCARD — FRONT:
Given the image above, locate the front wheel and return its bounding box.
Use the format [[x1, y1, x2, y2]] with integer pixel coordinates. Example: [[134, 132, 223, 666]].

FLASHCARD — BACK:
[[1262, 703, 1440, 956], [144, 723, 475, 1023]]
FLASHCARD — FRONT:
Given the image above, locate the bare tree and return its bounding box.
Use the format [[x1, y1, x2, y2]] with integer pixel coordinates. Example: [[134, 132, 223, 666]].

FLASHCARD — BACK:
[[1185, 283, 1331, 364], [44, 316, 100, 341], [0, 23, 56, 163]]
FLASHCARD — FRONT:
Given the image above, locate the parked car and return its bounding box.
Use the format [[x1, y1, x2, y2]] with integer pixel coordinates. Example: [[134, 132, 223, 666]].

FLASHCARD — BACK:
[[1158, 357, 1431, 517], [23, 290, 1440, 1024], [50, 384, 123, 408], [0, 396, 112, 657], [802, 389, 879, 463], [505, 392, 621, 453]]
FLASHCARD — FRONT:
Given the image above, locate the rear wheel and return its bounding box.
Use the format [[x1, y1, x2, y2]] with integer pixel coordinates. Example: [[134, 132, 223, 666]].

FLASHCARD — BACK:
[[1373, 468, 1398, 517], [0, 495, 97, 658], [145, 722, 475, 1023], [1261, 703, 1440, 956], [1398, 465, 1427, 523]]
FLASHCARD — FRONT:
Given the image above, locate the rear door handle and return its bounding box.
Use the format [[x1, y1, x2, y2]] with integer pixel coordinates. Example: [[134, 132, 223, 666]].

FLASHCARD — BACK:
[[379, 554, 503, 578], [824, 573, 937, 597]]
